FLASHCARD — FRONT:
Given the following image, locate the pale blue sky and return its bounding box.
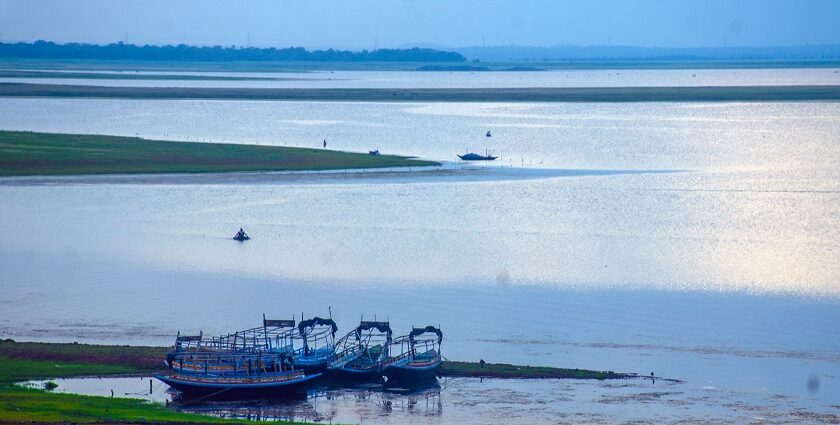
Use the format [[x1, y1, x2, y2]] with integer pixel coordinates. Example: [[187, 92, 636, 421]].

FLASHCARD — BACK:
[[1, 0, 838, 49]]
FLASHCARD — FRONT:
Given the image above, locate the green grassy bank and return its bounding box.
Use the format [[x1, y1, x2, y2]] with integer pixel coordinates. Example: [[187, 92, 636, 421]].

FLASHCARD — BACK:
[[0, 131, 438, 176], [441, 360, 626, 380], [0, 342, 259, 423]]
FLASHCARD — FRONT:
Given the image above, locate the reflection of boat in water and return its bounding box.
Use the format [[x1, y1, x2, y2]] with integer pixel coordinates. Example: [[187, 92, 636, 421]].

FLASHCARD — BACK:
[[458, 150, 497, 161], [158, 326, 320, 400], [293, 316, 338, 373], [328, 320, 392, 381], [383, 326, 442, 384]]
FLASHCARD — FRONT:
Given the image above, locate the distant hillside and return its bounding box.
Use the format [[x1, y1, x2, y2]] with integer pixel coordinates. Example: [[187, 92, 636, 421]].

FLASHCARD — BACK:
[[0, 40, 466, 63], [457, 44, 840, 63]]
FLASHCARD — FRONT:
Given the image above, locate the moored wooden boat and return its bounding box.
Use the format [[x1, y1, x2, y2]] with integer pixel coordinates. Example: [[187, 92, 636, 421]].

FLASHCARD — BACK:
[[328, 319, 392, 381], [159, 320, 319, 400], [292, 315, 338, 373], [156, 370, 320, 400], [383, 326, 442, 384]]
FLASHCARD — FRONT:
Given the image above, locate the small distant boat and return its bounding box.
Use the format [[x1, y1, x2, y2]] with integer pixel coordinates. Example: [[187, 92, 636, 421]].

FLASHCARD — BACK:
[[328, 320, 392, 380], [486, 130, 492, 137], [383, 326, 442, 384], [233, 228, 250, 241], [458, 150, 497, 161], [369, 150, 380, 156]]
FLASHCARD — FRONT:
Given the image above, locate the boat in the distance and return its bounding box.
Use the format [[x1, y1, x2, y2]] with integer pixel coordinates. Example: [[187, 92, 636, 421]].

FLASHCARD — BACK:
[[293, 316, 338, 373], [458, 150, 498, 161], [383, 326, 442, 384], [328, 319, 392, 380], [232, 228, 250, 241]]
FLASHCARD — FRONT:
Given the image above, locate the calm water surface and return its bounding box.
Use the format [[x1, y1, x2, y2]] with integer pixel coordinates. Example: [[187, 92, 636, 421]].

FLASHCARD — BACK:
[[28, 374, 836, 424], [1, 92, 839, 423]]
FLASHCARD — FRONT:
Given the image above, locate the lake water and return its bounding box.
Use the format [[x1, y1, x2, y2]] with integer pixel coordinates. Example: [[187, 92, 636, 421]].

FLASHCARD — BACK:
[[26, 374, 834, 424], [1, 71, 839, 423]]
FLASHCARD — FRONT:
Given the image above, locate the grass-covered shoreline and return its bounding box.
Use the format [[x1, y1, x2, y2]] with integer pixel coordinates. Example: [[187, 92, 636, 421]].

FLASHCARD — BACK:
[[0, 131, 438, 176], [2, 82, 840, 102], [0, 342, 257, 424], [0, 340, 633, 423], [441, 360, 627, 380]]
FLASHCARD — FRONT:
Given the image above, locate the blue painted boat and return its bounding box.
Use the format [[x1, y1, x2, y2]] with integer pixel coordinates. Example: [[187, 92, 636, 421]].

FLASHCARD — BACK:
[[159, 318, 320, 400], [328, 319, 392, 381], [383, 326, 442, 384], [292, 316, 338, 373], [156, 370, 320, 400]]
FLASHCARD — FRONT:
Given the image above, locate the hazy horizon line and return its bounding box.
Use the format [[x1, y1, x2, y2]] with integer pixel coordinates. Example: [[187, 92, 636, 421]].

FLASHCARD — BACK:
[[2, 38, 840, 52]]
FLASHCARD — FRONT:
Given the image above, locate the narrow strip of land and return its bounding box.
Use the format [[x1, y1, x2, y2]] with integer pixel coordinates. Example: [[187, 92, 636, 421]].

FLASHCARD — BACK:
[[1, 82, 839, 101], [0, 131, 437, 176], [0, 70, 295, 81]]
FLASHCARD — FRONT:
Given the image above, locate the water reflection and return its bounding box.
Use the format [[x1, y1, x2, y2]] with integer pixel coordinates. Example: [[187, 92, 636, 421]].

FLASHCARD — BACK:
[[32, 375, 840, 424], [178, 380, 443, 423]]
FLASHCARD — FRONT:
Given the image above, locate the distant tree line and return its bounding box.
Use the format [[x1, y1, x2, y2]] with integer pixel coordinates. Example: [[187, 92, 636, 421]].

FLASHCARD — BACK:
[[0, 40, 466, 62], [456, 44, 840, 63]]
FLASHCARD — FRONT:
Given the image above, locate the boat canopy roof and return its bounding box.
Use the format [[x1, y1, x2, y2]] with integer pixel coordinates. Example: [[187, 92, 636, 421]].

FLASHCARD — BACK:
[[409, 325, 443, 344], [298, 317, 338, 337], [355, 320, 392, 339]]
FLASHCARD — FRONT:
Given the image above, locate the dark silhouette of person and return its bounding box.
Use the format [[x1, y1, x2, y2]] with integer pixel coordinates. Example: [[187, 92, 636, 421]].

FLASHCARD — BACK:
[[323, 139, 327, 148]]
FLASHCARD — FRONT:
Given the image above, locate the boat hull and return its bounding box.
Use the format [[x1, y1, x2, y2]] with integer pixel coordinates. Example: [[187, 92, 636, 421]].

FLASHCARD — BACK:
[[327, 365, 383, 381], [155, 373, 320, 400], [457, 154, 497, 161], [294, 358, 330, 374], [383, 362, 440, 384]]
